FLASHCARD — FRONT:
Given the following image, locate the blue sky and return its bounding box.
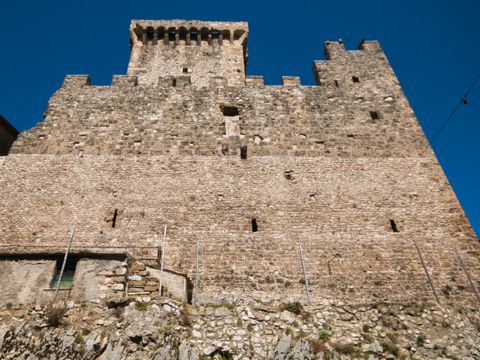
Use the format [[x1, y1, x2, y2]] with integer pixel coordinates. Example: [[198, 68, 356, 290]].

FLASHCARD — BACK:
[[1, 0, 479, 235]]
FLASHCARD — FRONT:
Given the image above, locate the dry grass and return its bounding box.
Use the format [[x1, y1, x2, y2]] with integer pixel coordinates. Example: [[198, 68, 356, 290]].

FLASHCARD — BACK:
[[45, 301, 68, 327]]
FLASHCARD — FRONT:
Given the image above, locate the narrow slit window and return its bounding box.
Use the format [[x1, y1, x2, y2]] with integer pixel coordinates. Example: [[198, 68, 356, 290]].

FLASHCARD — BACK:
[[390, 219, 399, 233], [172, 79, 177, 87], [51, 258, 77, 289], [240, 145, 247, 160], [352, 76, 360, 83], [251, 218, 258, 232], [334, 80, 339, 87], [111, 209, 118, 228], [370, 111, 380, 120]]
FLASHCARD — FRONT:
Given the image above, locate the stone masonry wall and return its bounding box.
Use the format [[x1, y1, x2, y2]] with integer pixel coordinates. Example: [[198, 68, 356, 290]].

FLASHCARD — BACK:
[[127, 20, 248, 87], [0, 260, 55, 306], [2, 30, 479, 309], [10, 73, 430, 158], [0, 155, 478, 306]]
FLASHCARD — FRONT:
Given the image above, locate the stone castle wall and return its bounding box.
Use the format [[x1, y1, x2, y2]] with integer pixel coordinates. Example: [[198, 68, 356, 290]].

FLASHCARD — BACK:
[[1, 25, 479, 308], [0, 154, 478, 305], [127, 20, 248, 87], [12, 42, 430, 158]]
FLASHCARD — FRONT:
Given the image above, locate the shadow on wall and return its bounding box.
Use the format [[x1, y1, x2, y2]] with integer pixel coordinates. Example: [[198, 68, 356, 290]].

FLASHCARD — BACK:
[[0, 115, 18, 155]]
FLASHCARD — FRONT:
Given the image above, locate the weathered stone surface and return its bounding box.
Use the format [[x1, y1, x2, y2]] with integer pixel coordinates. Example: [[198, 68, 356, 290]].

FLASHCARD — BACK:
[[0, 19, 477, 307], [178, 341, 199, 360], [274, 335, 291, 359], [0, 17, 479, 360], [98, 340, 125, 360]]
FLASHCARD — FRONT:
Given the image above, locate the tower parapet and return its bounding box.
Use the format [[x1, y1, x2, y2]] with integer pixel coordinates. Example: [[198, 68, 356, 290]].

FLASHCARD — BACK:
[[128, 19, 248, 87]]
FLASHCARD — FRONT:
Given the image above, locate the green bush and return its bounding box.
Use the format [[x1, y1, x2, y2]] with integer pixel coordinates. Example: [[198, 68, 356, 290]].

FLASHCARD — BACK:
[[281, 302, 303, 315], [74, 333, 85, 344], [416, 334, 425, 347], [319, 330, 331, 342], [135, 301, 149, 311]]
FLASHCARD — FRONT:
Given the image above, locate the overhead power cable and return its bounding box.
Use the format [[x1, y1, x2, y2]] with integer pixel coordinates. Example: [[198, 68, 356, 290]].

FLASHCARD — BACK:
[[355, 70, 480, 234]]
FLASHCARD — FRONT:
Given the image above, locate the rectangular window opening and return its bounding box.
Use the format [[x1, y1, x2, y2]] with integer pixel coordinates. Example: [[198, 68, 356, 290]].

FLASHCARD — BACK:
[[390, 219, 399, 233], [251, 218, 258, 232], [352, 76, 360, 83], [334, 80, 339, 87], [183, 67, 189, 73], [240, 145, 247, 160], [172, 79, 177, 87], [221, 106, 239, 117], [50, 258, 77, 289], [370, 111, 380, 120]]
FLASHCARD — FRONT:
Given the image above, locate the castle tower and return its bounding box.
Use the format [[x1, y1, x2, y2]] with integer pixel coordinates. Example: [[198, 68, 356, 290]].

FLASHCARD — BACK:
[[0, 20, 479, 308], [127, 20, 248, 87]]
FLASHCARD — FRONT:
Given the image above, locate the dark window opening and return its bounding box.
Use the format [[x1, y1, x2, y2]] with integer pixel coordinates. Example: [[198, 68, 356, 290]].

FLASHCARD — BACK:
[[234, 30, 245, 41], [284, 170, 295, 180], [390, 219, 399, 233], [240, 145, 247, 160], [251, 218, 258, 232], [51, 258, 78, 289], [370, 111, 380, 120], [190, 31, 198, 41], [334, 80, 339, 87], [158, 29, 165, 41], [309, 193, 316, 201], [352, 76, 360, 83], [168, 31, 176, 42], [172, 79, 177, 87], [146, 28, 154, 41], [183, 67, 189, 73], [111, 209, 118, 228], [221, 106, 239, 117]]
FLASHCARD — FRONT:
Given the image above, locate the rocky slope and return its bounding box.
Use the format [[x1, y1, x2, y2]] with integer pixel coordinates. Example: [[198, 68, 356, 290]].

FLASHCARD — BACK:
[[0, 298, 479, 359]]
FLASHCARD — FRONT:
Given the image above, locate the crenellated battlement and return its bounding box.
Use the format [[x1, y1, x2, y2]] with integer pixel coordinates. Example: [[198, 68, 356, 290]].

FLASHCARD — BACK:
[[130, 19, 248, 47], [128, 19, 248, 87], [323, 39, 383, 60], [3, 19, 480, 316]]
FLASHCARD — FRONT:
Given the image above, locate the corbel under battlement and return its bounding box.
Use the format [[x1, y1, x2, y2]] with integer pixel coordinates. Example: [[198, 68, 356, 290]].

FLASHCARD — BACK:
[[129, 19, 248, 48]]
